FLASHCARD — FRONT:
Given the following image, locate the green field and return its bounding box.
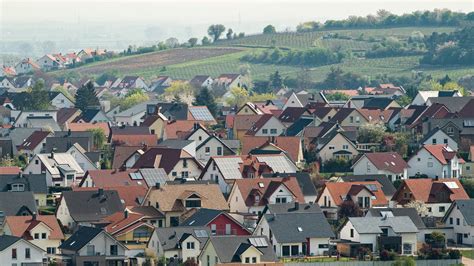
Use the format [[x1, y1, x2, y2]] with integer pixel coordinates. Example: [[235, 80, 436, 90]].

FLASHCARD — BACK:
[[53, 26, 473, 83]]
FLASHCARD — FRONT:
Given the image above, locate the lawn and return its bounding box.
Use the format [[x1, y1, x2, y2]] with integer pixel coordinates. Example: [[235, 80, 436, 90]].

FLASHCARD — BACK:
[[461, 249, 474, 259]]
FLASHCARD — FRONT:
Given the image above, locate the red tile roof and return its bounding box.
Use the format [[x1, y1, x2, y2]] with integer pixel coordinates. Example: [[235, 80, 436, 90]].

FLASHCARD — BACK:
[[241, 136, 301, 162], [4, 215, 64, 240], [423, 144, 458, 165], [0, 166, 21, 175], [322, 181, 388, 206], [395, 178, 469, 203], [165, 120, 198, 139], [112, 133, 157, 146], [66, 122, 111, 137]]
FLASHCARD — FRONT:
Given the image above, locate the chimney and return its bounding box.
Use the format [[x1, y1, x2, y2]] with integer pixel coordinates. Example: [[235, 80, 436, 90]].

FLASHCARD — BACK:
[[124, 210, 128, 219], [68, 129, 72, 136], [98, 188, 104, 196], [155, 182, 161, 189], [294, 201, 299, 210], [50, 151, 54, 159], [32, 212, 37, 221]]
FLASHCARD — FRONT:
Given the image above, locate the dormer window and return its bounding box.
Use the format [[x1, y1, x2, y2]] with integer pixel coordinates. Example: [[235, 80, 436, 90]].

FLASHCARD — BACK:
[[255, 195, 260, 203], [183, 159, 188, 168], [185, 194, 201, 208], [11, 183, 25, 192]]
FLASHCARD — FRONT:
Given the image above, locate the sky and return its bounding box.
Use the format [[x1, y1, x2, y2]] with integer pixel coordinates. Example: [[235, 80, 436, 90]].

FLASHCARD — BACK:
[[0, 0, 473, 55]]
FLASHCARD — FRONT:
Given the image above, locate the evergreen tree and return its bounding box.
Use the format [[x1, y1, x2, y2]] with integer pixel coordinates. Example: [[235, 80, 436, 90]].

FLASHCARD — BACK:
[[75, 81, 100, 112], [193, 87, 218, 116], [30, 80, 50, 110], [269, 71, 283, 89]]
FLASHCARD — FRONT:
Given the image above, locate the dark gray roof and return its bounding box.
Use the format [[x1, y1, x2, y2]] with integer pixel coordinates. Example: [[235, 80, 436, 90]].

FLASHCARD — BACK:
[[261, 172, 317, 197], [85, 151, 101, 164], [221, 139, 241, 151], [27, 117, 61, 131], [155, 226, 210, 251], [450, 199, 474, 226], [59, 226, 102, 251], [44, 136, 91, 153], [363, 97, 395, 109], [285, 117, 313, 136], [265, 203, 322, 214], [264, 212, 334, 243], [62, 190, 124, 222], [159, 139, 194, 149], [341, 175, 396, 196], [427, 96, 474, 113], [0, 235, 21, 251], [367, 208, 426, 229], [349, 216, 418, 234], [0, 191, 37, 216], [0, 174, 47, 194], [209, 236, 277, 263], [181, 208, 225, 226]]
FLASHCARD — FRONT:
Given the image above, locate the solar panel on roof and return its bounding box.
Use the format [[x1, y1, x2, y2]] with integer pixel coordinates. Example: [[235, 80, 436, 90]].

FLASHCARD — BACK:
[[129, 172, 143, 180], [214, 157, 243, 179], [256, 156, 297, 173], [190, 107, 214, 121], [139, 168, 168, 186], [249, 237, 268, 247], [194, 230, 208, 238], [365, 184, 378, 192], [444, 181, 459, 189]]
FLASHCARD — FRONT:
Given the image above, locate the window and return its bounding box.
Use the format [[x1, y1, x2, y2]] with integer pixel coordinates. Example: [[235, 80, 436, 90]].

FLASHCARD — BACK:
[[357, 197, 363, 208], [318, 244, 329, 249], [364, 197, 370, 208], [403, 243, 412, 254], [270, 129, 277, 134], [276, 197, 287, 203], [252, 257, 257, 263], [185, 199, 201, 208], [34, 233, 39, 239], [217, 147, 222, 156], [262, 129, 268, 134], [86, 245, 95, 256], [432, 139, 437, 144], [350, 229, 354, 238], [439, 206, 445, 212], [207, 255, 210, 266], [245, 258, 250, 263], [450, 217, 453, 224], [199, 136, 202, 141], [12, 248, 17, 259], [417, 158, 421, 162], [328, 145, 335, 150], [255, 195, 260, 203], [11, 184, 25, 192], [66, 174, 74, 180], [291, 245, 299, 256], [350, 116, 354, 123], [205, 147, 210, 155], [427, 162, 433, 167], [170, 216, 180, 227], [211, 224, 217, 235], [110, 245, 118, 255], [444, 138, 448, 144], [447, 127, 454, 135], [35, 159, 39, 165], [183, 159, 188, 168], [457, 218, 460, 225], [25, 247, 30, 259], [186, 242, 195, 249], [181, 171, 189, 179], [282, 246, 290, 256], [172, 172, 177, 177], [212, 163, 217, 171], [47, 247, 56, 254], [342, 144, 349, 150], [133, 227, 151, 238], [381, 228, 388, 236], [42, 233, 46, 239]]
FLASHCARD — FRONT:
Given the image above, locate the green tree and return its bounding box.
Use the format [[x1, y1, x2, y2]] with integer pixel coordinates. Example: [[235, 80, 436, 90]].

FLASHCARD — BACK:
[[188, 38, 198, 47], [207, 24, 226, 42], [324, 67, 345, 88], [30, 80, 50, 110], [226, 28, 234, 40], [75, 82, 100, 112], [269, 71, 283, 90], [263, 25, 276, 34], [338, 200, 363, 220], [193, 87, 218, 116], [357, 122, 386, 143], [88, 128, 106, 150], [325, 92, 350, 101], [201, 36, 211, 45], [119, 89, 150, 110], [225, 87, 249, 107]]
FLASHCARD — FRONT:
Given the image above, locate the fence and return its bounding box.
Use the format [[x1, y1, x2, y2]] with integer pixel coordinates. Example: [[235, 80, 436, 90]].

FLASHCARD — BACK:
[[285, 259, 460, 266]]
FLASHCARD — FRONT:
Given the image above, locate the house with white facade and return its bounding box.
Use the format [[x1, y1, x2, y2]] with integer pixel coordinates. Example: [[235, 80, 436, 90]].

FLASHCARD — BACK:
[[245, 114, 286, 137], [420, 127, 458, 151], [407, 144, 463, 179], [49, 91, 75, 109], [352, 152, 408, 181], [443, 199, 474, 246], [15, 58, 40, 75], [12, 110, 58, 128], [338, 216, 418, 256], [195, 135, 235, 164], [154, 227, 210, 263], [0, 235, 46, 265]]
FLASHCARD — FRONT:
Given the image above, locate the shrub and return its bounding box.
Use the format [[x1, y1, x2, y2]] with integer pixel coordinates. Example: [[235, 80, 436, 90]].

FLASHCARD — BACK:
[[448, 249, 461, 259]]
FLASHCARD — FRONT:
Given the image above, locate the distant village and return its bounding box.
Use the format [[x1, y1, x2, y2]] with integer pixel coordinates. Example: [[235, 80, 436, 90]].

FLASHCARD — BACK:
[[0, 46, 473, 266]]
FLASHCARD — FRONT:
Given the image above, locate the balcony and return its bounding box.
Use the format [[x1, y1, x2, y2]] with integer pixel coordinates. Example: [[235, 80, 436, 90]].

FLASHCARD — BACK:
[[212, 229, 238, 236]]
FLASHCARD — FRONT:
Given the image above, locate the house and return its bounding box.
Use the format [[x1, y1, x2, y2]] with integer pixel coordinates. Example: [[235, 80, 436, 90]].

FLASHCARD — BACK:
[[0, 66, 16, 77], [283, 92, 328, 109], [236, 101, 280, 116], [392, 178, 469, 218], [195, 135, 235, 164], [23, 151, 90, 186], [154, 226, 210, 263], [314, 129, 359, 163], [329, 108, 369, 127], [73, 108, 110, 123], [36, 54, 65, 71], [254, 203, 334, 257], [184, 123, 211, 148], [56, 189, 124, 230], [144, 180, 228, 227], [199, 235, 277, 266], [0, 77, 16, 90], [150, 76, 172, 92], [48, 91, 75, 109], [228, 177, 305, 217], [78, 168, 158, 189], [352, 152, 409, 181], [57, 108, 82, 128], [128, 147, 202, 179], [0, 192, 38, 223], [110, 126, 157, 147], [0, 235, 46, 265], [407, 144, 463, 179], [16, 130, 51, 159], [261, 172, 318, 204], [111, 76, 149, 91], [245, 114, 286, 137], [316, 181, 388, 219], [200, 154, 298, 194], [15, 58, 40, 75], [13, 76, 34, 89], [12, 110, 57, 128], [338, 216, 418, 256], [103, 208, 165, 253], [43, 131, 94, 153], [190, 75, 213, 90], [3, 214, 64, 255], [188, 106, 216, 125], [241, 136, 304, 165], [420, 127, 458, 151], [442, 199, 474, 246], [232, 115, 262, 141], [278, 107, 312, 126], [59, 226, 127, 266], [214, 74, 243, 89], [0, 173, 48, 206], [180, 208, 251, 236], [337, 175, 397, 201], [412, 90, 462, 106], [164, 120, 199, 140]]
